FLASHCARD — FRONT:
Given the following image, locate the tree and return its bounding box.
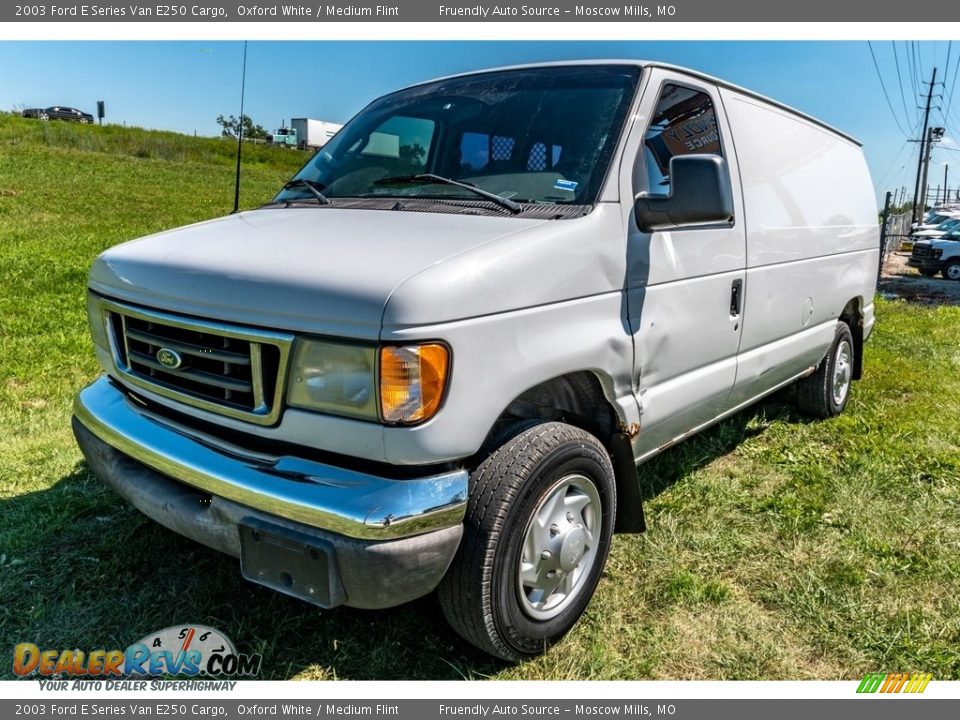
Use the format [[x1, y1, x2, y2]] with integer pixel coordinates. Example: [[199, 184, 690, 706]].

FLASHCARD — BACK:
[[216, 114, 269, 141]]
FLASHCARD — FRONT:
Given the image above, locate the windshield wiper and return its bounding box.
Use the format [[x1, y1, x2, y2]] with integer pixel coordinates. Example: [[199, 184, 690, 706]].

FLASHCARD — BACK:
[[280, 178, 331, 205], [373, 173, 523, 215]]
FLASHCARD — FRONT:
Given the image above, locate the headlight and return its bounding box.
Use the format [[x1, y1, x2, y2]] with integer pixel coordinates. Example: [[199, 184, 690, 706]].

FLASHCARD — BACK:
[[287, 339, 378, 420], [380, 344, 450, 425], [933, 248, 943, 258]]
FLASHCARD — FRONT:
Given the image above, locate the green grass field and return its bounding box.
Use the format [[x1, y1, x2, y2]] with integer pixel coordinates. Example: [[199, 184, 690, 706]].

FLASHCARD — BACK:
[[1, 114, 958, 680]]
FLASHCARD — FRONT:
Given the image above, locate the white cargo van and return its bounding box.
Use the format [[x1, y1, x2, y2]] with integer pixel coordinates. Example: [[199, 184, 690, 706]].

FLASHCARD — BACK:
[[74, 62, 879, 661]]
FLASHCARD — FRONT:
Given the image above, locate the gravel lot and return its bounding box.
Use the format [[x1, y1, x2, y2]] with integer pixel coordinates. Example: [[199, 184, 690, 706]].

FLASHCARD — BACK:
[[880, 250, 960, 305]]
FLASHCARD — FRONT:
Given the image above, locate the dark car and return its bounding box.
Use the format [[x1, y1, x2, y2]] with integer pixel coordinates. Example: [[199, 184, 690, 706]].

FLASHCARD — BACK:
[[22, 106, 94, 123]]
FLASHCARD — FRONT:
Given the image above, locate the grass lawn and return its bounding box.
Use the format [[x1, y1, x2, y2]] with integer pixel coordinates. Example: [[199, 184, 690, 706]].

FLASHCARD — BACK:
[[0, 114, 958, 680]]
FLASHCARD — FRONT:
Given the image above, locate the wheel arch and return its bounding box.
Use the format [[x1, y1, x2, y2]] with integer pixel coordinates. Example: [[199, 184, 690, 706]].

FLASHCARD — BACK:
[[477, 370, 645, 535]]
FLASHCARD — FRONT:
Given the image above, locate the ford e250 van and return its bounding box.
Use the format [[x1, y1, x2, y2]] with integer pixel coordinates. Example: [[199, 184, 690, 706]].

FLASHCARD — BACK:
[[73, 62, 879, 661]]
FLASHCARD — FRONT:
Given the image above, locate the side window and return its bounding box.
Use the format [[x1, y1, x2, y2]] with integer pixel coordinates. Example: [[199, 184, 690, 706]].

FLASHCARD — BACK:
[[643, 84, 722, 191]]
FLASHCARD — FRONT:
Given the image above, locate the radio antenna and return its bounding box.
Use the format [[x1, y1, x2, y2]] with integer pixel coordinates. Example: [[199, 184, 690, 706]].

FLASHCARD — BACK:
[[232, 40, 248, 214]]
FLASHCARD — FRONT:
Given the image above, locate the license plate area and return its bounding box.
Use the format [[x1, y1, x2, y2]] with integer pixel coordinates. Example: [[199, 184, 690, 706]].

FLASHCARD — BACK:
[[239, 518, 346, 608]]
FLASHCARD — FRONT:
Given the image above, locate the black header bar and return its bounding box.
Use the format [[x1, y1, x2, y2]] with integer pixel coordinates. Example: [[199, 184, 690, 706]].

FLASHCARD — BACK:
[[7, 0, 960, 22]]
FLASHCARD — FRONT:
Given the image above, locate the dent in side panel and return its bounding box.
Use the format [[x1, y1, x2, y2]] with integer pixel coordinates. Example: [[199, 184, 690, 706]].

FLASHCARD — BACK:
[[381, 292, 637, 465], [628, 271, 741, 456]]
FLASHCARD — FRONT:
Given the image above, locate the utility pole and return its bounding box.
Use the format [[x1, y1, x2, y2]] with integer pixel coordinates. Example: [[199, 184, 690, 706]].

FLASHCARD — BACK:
[[919, 129, 933, 214], [912, 67, 937, 224], [945, 164, 949, 205], [920, 127, 945, 212]]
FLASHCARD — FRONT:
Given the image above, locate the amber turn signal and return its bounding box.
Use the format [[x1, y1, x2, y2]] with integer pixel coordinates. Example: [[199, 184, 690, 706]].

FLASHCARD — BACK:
[[379, 343, 449, 424]]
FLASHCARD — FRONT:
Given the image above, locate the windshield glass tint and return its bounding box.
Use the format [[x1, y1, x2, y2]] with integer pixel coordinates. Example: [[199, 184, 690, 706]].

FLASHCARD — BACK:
[[275, 65, 641, 208]]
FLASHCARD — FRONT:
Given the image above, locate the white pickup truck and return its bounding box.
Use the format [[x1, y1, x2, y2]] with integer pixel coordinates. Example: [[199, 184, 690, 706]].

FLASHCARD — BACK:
[[74, 61, 879, 661], [908, 228, 960, 280]]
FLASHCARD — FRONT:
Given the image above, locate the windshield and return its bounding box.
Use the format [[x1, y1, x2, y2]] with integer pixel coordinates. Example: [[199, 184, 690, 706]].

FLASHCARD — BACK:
[[273, 65, 641, 213]]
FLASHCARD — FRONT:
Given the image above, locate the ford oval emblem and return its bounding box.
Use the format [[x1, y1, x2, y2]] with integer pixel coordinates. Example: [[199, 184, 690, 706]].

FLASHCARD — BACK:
[[156, 348, 182, 370]]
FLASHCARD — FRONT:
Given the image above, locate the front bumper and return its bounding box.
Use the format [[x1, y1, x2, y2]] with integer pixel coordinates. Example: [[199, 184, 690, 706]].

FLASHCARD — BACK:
[[73, 376, 467, 609], [906, 256, 944, 273]]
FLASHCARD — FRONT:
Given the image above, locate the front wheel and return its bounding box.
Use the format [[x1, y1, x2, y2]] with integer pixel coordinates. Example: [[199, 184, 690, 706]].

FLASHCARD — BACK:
[[438, 422, 616, 661], [943, 261, 960, 281]]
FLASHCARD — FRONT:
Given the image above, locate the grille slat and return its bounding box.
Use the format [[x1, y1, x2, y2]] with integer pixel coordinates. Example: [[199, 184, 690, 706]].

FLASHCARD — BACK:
[[127, 350, 255, 393], [103, 304, 289, 423], [125, 327, 251, 365]]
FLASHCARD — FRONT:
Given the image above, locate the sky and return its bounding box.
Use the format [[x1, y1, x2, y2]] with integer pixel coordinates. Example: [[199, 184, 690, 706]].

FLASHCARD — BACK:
[[1, 40, 959, 208]]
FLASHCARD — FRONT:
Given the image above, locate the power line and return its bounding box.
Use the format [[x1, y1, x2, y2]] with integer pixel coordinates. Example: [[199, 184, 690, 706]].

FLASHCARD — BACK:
[[908, 42, 922, 126], [879, 113, 924, 195], [869, 41, 910, 137], [892, 41, 912, 129], [945, 46, 960, 129], [944, 41, 953, 93], [877, 136, 914, 188], [903, 40, 920, 97]]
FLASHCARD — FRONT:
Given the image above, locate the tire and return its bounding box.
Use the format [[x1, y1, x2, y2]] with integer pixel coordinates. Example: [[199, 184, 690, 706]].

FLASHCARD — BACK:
[[795, 321, 854, 418], [919, 269, 937, 278], [943, 261, 960, 281], [438, 422, 616, 661], [39, 112, 49, 121]]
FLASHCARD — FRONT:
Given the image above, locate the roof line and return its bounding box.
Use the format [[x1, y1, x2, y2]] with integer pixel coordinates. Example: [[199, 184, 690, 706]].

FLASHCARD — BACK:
[[402, 59, 862, 147]]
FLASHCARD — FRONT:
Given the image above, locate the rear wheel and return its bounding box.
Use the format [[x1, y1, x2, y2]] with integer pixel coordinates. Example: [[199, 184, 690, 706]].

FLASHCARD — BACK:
[[795, 321, 854, 418], [943, 261, 960, 281], [438, 422, 616, 661]]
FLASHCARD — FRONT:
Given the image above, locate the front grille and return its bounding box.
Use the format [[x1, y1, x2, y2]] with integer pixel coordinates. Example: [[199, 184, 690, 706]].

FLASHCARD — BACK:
[[912, 244, 934, 259], [100, 299, 293, 426]]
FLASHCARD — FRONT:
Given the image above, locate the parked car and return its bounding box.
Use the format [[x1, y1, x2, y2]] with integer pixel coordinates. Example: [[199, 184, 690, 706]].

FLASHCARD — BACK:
[[902, 215, 960, 251], [908, 229, 960, 279], [22, 106, 94, 123], [72, 61, 878, 661]]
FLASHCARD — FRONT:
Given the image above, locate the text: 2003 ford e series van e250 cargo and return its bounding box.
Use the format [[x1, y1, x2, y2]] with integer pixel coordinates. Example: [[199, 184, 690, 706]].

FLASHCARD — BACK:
[[73, 62, 879, 661]]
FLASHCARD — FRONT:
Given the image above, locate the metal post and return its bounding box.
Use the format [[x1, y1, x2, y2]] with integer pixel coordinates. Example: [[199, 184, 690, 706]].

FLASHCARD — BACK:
[[878, 190, 892, 287]]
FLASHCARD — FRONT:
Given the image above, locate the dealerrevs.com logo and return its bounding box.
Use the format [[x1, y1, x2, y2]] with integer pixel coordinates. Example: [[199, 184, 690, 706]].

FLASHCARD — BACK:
[[13, 625, 261, 679]]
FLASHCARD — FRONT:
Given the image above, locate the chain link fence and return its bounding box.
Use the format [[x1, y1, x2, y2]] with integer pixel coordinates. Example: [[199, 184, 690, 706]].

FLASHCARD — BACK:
[[879, 211, 912, 279]]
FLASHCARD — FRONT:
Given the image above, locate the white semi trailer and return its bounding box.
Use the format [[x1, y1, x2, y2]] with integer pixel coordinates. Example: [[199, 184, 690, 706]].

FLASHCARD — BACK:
[[290, 118, 343, 149]]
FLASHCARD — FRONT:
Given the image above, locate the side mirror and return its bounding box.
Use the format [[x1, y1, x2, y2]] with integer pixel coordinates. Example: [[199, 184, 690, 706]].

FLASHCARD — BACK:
[[634, 154, 735, 233]]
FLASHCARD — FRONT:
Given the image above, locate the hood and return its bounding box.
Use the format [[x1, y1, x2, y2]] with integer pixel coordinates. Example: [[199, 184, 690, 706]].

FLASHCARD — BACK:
[[90, 208, 546, 339], [929, 237, 960, 249]]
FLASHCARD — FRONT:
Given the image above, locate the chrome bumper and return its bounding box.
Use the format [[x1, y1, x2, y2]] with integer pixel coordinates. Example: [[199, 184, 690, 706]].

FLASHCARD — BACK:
[[73, 376, 468, 541]]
